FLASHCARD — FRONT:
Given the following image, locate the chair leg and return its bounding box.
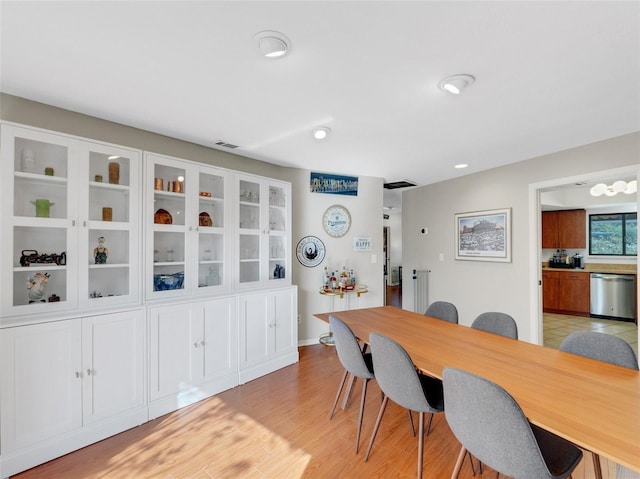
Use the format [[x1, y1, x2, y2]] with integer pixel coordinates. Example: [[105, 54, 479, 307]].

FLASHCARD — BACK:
[[364, 395, 389, 462], [417, 411, 424, 479], [342, 374, 357, 410], [355, 378, 369, 454], [451, 445, 467, 479], [466, 450, 476, 476], [408, 410, 416, 436], [329, 369, 349, 419], [592, 452, 603, 479], [425, 412, 433, 436]]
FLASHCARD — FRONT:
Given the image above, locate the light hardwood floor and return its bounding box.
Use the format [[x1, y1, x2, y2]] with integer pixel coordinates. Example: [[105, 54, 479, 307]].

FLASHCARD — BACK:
[[13, 344, 621, 479]]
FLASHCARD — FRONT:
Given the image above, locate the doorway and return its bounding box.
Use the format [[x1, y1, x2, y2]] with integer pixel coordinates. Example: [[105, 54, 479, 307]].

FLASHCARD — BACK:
[[383, 226, 401, 306], [530, 165, 640, 351]]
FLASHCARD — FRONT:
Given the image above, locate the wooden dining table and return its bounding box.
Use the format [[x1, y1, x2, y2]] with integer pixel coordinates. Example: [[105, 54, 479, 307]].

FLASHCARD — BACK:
[[314, 306, 640, 473]]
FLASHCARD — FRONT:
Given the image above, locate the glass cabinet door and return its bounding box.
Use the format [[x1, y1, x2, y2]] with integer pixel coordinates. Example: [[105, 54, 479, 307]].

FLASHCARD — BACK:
[[238, 178, 261, 284], [147, 157, 187, 299], [236, 175, 290, 288], [144, 153, 231, 299], [82, 144, 140, 307], [2, 126, 76, 317], [268, 183, 288, 284], [1, 125, 142, 319], [197, 171, 226, 291]]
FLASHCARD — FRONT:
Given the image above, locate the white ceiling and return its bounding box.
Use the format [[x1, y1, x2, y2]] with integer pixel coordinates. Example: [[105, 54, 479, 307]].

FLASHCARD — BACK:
[[2, 1, 639, 210]]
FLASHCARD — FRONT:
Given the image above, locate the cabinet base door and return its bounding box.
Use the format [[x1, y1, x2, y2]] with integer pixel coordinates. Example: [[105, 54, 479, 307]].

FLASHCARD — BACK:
[[1, 320, 82, 452], [238, 287, 298, 384], [82, 310, 146, 424], [202, 297, 238, 384], [149, 304, 197, 401]]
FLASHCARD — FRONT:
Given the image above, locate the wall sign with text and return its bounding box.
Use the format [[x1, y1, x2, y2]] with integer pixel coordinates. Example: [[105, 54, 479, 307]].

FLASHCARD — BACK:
[[352, 237, 372, 252]]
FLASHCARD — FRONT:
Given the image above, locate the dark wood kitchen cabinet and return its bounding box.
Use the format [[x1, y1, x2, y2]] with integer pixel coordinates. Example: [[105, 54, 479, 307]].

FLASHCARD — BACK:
[[542, 271, 560, 310], [543, 270, 590, 316], [558, 271, 590, 315], [542, 210, 586, 249], [542, 212, 560, 249]]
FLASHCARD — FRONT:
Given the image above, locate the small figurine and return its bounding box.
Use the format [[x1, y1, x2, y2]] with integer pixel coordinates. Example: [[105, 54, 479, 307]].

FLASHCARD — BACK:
[[94, 236, 108, 264], [27, 272, 49, 303]]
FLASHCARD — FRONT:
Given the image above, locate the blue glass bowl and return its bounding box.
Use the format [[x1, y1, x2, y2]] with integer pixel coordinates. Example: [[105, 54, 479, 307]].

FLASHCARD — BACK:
[[153, 272, 184, 291]]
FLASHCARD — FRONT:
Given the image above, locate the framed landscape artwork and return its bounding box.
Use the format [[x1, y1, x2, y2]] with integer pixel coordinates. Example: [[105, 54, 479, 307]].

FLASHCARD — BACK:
[[455, 208, 511, 262], [309, 172, 358, 196]]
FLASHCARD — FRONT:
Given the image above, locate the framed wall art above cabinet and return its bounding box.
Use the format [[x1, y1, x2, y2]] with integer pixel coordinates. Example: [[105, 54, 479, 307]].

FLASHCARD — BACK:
[[0, 123, 142, 322]]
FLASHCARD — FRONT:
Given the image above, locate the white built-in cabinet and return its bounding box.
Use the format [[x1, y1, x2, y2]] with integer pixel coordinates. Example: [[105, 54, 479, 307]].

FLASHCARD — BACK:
[[144, 152, 233, 300], [0, 310, 146, 477], [148, 296, 238, 419], [0, 122, 298, 478], [0, 124, 141, 318], [239, 287, 298, 384], [236, 173, 291, 288]]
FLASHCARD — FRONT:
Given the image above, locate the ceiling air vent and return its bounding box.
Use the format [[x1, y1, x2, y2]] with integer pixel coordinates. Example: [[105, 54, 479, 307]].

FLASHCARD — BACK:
[[214, 140, 239, 149], [384, 180, 417, 189]]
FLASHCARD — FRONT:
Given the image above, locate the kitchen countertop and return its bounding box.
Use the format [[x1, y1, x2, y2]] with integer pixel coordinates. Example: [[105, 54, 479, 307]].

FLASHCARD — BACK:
[[542, 263, 637, 275]]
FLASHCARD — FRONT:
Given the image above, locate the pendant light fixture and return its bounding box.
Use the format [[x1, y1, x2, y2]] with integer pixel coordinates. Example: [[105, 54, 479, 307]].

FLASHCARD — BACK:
[[590, 180, 637, 197]]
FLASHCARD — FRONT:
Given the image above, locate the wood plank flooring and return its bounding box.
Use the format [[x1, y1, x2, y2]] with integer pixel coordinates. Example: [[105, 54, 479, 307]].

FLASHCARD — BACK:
[[13, 344, 619, 478]]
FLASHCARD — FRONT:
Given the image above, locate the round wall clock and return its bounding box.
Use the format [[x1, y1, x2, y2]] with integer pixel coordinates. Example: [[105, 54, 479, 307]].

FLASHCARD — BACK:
[[296, 236, 326, 267], [323, 204, 351, 238]]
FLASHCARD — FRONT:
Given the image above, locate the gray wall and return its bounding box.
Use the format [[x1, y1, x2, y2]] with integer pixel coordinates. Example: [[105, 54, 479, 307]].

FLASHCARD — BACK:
[[0, 93, 287, 180], [282, 168, 384, 344], [402, 132, 640, 343]]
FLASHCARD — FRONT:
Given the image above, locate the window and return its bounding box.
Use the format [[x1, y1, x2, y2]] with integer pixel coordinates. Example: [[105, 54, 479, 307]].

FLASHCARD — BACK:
[[589, 213, 637, 256]]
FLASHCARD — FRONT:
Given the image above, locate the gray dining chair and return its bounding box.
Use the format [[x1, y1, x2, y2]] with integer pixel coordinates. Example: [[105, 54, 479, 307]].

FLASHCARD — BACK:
[[425, 301, 458, 324], [560, 331, 638, 479], [443, 367, 583, 479], [560, 331, 638, 370], [466, 311, 519, 474], [328, 315, 375, 454], [364, 333, 444, 479], [471, 312, 518, 339]]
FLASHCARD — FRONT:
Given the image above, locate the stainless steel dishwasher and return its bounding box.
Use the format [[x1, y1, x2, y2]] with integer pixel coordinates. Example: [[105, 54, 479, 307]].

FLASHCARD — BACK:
[[590, 273, 636, 321]]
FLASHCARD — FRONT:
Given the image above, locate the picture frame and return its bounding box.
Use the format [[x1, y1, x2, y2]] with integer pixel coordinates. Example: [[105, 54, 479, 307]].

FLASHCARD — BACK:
[[455, 208, 511, 262], [310, 172, 358, 196]]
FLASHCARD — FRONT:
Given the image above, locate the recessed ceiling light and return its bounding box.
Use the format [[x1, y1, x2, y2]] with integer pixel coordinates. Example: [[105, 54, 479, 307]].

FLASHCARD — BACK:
[[313, 127, 331, 140], [454, 163, 468, 169], [108, 155, 120, 160], [439, 74, 475, 95], [254, 30, 290, 58]]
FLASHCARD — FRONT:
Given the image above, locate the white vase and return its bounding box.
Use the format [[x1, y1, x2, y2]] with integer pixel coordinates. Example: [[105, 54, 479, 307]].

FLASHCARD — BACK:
[[21, 149, 36, 172]]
